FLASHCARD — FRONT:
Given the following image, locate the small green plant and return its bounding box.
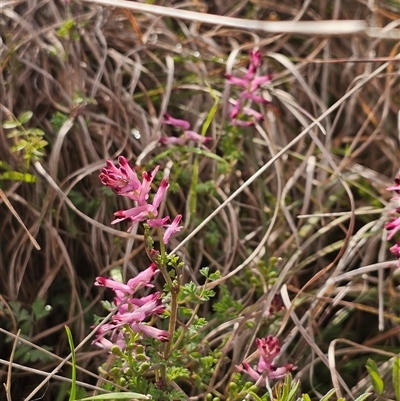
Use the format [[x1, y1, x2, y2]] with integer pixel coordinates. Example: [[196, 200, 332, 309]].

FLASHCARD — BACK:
[[366, 357, 400, 401], [0, 297, 53, 364], [2, 110, 47, 168]]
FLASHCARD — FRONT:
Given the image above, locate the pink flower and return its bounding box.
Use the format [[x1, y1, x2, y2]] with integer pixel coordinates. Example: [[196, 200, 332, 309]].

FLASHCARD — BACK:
[[184, 130, 212, 144], [159, 137, 186, 146], [161, 114, 211, 147], [126, 264, 158, 292], [99, 156, 141, 196], [387, 176, 400, 193], [226, 49, 272, 126], [95, 277, 133, 294], [151, 178, 169, 212], [96, 264, 158, 299], [385, 217, 400, 240], [236, 335, 296, 385], [93, 265, 170, 349], [163, 113, 191, 130], [130, 323, 170, 342], [163, 214, 183, 244]]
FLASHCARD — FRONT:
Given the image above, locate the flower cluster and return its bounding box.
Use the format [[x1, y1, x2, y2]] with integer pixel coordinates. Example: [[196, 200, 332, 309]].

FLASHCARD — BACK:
[[160, 113, 212, 146], [100, 156, 182, 243], [236, 335, 295, 385], [385, 175, 400, 265], [225, 50, 272, 126], [93, 264, 170, 350]]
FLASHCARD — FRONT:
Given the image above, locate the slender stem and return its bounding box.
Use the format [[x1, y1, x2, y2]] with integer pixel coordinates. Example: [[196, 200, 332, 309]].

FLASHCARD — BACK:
[[170, 278, 209, 353]]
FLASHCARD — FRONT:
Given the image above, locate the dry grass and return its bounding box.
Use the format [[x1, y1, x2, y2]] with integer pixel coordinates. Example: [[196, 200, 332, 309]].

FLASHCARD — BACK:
[[0, 0, 399, 399]]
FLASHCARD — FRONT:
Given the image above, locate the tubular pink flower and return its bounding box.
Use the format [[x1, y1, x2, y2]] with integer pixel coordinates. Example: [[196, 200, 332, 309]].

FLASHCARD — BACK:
[[385, 217, 400, 240], [151, 178, 169, 211], [114, 297, 164, 324], [225, 74, 249, 88], [95, 277, 133, 294], [130, 323, 170, 342], [268, 364, 296, 379], [240, 92, 268, 104], [163, 214, 183, 244], [387, 176, 400, 193], [231, 119, 255, 127], [230, 100, 242, 119], [138, 166, 160, 205], [111, 204, 153, 232], [184, 130, 212, 144], [163, 113, 191, 130], [390, 242, 400, 258], [126, 264, 158, 293], [146, 216, 170, 228], [159, 137, 186, 146], [249, 49, 262, 70], [250, 74, 273, 91], [236, 362, 261, 381], [242, 107, 264, 121]]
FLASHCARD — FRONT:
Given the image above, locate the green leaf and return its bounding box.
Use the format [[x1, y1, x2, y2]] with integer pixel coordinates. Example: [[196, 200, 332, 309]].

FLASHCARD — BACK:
[[65, 325, 77, 401], [75, 393, 151, 400], [2, 121, 19, 129], [353, 393, 371, 401], [32, 297, 50, 320], [320, 388, 336, 401], [366, 358, 384, 395], [302, 394, 311, 401], [393, 357, 400, 401], [0, 171, 37, 183], [18, 111, 33, 124]]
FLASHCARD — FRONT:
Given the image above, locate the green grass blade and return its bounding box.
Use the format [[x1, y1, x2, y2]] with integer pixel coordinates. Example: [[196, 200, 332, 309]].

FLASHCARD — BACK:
[[319, 388, 336, 401], [366, 358, 384, 395], [65, 325, 77, 401], [353, 393, 371, 401], [393, 356, 400, 401]]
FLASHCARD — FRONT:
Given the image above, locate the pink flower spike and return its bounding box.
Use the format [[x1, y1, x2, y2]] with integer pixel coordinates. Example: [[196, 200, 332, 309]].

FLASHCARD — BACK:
[[163, 214, 183, 244], [99, 157, 141, 195], [184, 130, 212, 144], [256, 336, 281, 365], [159, 137, 186, 146], [163, 113, 191, 130]]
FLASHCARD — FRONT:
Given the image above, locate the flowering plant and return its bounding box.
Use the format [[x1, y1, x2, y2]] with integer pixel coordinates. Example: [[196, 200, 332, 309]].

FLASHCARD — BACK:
[[92, 50, 295, 400]]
